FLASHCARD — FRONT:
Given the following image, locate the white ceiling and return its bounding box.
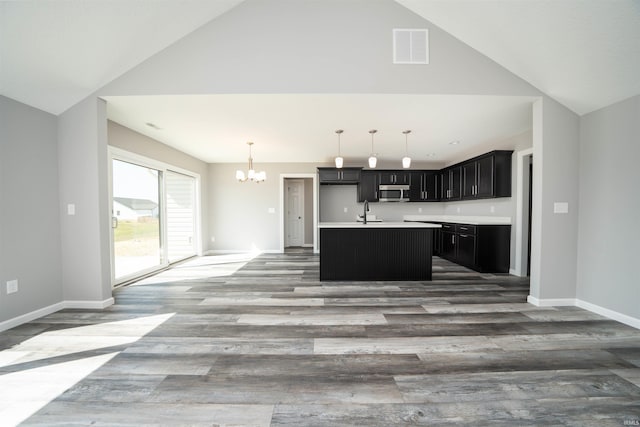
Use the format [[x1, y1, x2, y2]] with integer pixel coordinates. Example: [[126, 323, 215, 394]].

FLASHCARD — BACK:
[[2, 0, 639, 164], [105, 94, 535, 165], [0, 0, 244, 114], [397, 0, 640, 116]]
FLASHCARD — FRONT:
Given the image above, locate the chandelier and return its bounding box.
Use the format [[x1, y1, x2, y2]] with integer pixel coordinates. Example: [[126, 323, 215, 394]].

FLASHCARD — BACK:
[[235, 142, 266, 183]]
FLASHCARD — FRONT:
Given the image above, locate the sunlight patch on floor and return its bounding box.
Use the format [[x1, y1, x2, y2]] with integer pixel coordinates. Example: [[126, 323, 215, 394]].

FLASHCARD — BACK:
[[0, 313, 175, 367], [0, 352, 119, 426], [131, 252, 260, 285]]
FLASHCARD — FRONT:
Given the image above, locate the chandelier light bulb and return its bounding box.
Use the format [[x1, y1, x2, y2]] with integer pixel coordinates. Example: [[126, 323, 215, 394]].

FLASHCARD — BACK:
[[237, 142, 266, 183]]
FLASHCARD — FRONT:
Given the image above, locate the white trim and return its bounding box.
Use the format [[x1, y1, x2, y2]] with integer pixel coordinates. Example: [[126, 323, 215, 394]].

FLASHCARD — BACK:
[[509, 268, 517, 276], [205, 249, 280, 255], [0, 298, 114, 332], [279, 173, 318, 253], [0, 302, 65, 332], [302, 243, 314, 248], [514, 148, 534, 277], [527, 295, 576, 306], [64, 298, 115, 310], [576, 299, 640, 330]]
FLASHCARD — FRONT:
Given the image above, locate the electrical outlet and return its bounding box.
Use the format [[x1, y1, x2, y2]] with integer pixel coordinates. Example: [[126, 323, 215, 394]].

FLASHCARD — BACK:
[[343, 207, 348, 213], [7, 280, 18, 294], [456, 207, 461, 213], [211, 236, 215, 243], [268, 207, 276, 214], [490, 205, 495, 213], [418, 207, 423, 213], [67, 203, 76, 215]]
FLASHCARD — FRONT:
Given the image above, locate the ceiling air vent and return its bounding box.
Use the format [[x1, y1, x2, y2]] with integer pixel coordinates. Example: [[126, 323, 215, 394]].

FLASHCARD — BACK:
[[393, 29, 429, 64]]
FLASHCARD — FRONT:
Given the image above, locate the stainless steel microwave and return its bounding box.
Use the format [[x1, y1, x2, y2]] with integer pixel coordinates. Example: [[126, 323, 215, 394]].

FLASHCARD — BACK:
[[379, 184, 410, 202]]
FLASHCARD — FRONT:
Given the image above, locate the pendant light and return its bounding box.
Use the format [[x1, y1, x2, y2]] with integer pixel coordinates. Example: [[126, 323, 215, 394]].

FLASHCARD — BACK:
[[402, 130, 412, 168], [236, 142, 266, 183], [334, 129, 344, 168], [368, 129, 378, 168]]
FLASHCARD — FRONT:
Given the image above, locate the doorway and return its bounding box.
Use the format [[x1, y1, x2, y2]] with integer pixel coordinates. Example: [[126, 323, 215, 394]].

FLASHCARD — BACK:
[[514, 148, 533, 277], [285, 179, 305, 247], [280, 174, 317, 252]]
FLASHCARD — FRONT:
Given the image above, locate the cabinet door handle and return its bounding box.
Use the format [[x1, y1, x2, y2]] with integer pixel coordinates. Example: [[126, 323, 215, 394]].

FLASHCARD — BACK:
[[452, 235, 455, 244], [375, 190, 378, 199]]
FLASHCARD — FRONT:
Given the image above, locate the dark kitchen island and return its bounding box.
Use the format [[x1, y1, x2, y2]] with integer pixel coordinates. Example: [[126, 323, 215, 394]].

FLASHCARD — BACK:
[[318, 222, 441, 281]]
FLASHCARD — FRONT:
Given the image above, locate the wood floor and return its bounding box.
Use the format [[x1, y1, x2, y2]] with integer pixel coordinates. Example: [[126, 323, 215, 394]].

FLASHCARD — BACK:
[[1, 253, 640, 426]]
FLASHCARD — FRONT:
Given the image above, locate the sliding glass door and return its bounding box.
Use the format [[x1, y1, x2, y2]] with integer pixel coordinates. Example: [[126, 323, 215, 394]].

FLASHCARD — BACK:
[[112, 159, 163, 281], [110, 150, 200, 285]]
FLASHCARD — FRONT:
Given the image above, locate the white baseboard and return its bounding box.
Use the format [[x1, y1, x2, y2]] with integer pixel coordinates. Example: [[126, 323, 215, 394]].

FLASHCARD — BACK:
[[302, 244, 314, 248], [0, 298, 115, 332], [205, 249, 277, 255], [576, 299, 640, 330], [528, 296, 640, 330], [64, 298, 115, 310], [0, 302, 65, 332], [527, 296, 576, 307]]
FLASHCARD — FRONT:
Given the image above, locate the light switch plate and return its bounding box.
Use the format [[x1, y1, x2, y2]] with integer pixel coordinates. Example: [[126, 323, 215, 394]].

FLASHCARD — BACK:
[[554, 202, 569, 214], [7, 280, 18, 294], [67, 204, 75, 215], [268, 208, 275, 214]]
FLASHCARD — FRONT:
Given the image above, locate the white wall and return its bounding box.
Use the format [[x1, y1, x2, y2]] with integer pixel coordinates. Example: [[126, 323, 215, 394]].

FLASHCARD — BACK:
[[0, 96, 62, 324], [577, 95, 640, 320], [208, 162, 322, 252], [108, 121, 209, 254]]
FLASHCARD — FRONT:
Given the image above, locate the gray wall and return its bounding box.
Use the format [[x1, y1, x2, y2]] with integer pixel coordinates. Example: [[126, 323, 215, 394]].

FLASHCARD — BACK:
[[577, 95, 640, 319], [108, 121, 209, 254], [532, 96, 580, 300], [0, 96, 62, 323], [208, 163, 321, 252], [58, 96, 112, 302]]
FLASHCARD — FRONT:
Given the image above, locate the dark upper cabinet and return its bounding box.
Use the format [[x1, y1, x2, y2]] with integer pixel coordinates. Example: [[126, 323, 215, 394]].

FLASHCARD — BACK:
[[410, 171, 439, 202], [358, 170, 379, 202], [461, 151, 512, 200], [318, 167, 361, 184], [441, 166, 461, 201], [379, 171, 411, 185]]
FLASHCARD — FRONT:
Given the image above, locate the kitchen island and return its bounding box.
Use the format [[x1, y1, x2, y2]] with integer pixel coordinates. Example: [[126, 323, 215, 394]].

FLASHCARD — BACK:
[[318, 222, 441, 281]]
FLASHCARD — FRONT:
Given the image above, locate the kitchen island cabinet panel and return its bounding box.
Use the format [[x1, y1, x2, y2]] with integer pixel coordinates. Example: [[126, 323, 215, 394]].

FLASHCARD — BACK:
[[319, 225, 435, 281]]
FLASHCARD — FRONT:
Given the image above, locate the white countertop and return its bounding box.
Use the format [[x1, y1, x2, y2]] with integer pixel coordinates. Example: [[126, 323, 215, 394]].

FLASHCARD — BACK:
[[402, 215, 512, 225], [319, 221, 441, 229]]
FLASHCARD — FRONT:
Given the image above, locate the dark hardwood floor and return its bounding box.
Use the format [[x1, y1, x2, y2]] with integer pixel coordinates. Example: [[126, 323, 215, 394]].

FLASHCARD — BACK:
[[1, 253, 639, 426]]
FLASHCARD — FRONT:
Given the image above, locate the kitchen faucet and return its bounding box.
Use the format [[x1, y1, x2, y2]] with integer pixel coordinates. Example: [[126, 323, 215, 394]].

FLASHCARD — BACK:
[[363, 200, 369, 224]]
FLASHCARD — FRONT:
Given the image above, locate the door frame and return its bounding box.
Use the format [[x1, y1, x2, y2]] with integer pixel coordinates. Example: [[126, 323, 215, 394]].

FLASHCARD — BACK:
[[279, 173, 318, 253], [513, 147, 533, 277], [284, 179, 305, 247], [108, 147, 202, 286]]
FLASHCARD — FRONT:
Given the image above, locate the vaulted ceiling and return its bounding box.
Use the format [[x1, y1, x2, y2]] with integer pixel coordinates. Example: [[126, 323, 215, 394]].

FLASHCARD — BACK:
[[1, 0, 638, 164]]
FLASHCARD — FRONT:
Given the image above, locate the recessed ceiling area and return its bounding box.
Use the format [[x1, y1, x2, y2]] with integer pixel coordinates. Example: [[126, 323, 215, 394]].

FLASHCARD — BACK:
[[105, 94, 536, 166]]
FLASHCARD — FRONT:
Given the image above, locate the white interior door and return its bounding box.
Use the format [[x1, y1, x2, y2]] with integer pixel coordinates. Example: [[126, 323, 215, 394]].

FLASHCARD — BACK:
[[285, 179, 304, 247]]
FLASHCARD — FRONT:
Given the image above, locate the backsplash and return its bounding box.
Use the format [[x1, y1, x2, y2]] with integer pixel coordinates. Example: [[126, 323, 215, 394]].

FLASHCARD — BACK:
[[319, 185, 514, 222]]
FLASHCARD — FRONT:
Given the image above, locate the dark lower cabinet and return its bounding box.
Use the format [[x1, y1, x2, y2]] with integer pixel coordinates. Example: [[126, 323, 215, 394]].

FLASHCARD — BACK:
[[457, 233, 476, 268], [431, 222, 511, 273]]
